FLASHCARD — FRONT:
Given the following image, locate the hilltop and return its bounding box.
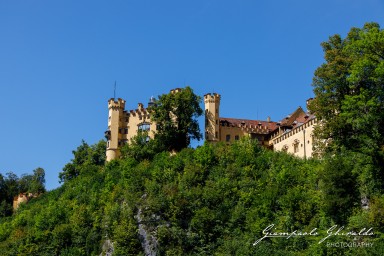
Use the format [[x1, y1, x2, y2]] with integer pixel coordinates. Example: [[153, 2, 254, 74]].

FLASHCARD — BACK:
[[0, 138, 382, 255]]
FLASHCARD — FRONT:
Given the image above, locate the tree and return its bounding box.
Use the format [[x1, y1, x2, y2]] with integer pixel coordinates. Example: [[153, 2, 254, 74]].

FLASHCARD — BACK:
[[150, 86, 203, 152], [120, 130, 157, 161], [310, 22, 384, 197], [30, 167, 46, 194], [321, 152, 359, 224], [310, 22, 384, 154], [0, 173, 13, 217], [4, 172, 19, 202], [18, 168, 45, 194], [59, 140, 106, 182], [0, 169, 46, 217]]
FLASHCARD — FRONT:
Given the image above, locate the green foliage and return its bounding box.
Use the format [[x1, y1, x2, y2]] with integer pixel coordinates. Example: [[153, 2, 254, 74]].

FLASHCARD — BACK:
[[120, 131, 158, 162], [30, 167, 46, 194], [16, 168, 45, 195], [320, 152, 360, 224], [0, 168, 46, 218], [120, 87, 203, 161], [59, 140, 106, 182], [2, 41, 384, 253], [151, 86, 203, 152], [309, 24, 384, 238], [311, 22, 384, 153], [0, 136, 383, 255]]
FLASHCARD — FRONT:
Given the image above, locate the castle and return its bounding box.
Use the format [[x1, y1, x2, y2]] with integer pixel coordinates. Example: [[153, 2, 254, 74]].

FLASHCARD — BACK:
[[105, 89, 316, 161]]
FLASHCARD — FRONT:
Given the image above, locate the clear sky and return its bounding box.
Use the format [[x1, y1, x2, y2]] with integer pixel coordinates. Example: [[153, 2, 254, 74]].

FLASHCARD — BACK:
[[1, 0, 383, 190]]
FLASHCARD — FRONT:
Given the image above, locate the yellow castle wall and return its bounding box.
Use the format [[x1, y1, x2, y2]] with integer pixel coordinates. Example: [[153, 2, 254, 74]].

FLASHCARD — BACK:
[[272, 118, 317, 158], [106, 90, 317, 161], [106, 99, 157, 161]]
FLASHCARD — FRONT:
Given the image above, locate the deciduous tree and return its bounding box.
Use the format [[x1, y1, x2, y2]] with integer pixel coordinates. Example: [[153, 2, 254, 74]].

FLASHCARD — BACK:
[[150, 86, 203, 152], [310, 22, 384, 200], [310, 22, 384, 155], [59, 140, 106, 182]]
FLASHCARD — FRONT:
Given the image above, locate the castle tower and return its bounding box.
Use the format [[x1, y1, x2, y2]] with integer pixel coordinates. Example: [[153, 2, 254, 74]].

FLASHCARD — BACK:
[[204, 93, 221, 142], [105, 98, 126, 161]]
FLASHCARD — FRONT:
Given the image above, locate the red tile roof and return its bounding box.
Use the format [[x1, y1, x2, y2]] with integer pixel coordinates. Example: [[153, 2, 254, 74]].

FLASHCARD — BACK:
[[279, 107, 315, 127], [219, 117, 279, 132]]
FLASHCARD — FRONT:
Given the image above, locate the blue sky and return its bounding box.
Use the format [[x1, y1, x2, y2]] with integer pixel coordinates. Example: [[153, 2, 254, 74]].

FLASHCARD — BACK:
[[1, 0, 383, 190]]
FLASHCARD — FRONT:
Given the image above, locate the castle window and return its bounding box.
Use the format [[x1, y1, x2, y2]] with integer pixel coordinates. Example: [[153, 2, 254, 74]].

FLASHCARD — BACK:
[[293, 139, 300, 153], [216, 120, 218, 125], [226, 134, 231, 142], [124, 128, 128, 134], [119, 128, 122, 134], [215, 132, 218, 139], [138, 123, 150, 131], [235, 135, 239, 141]]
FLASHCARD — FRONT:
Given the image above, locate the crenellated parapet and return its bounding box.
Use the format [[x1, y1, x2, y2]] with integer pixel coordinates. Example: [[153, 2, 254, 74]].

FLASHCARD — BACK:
[[108, 98, 126, 110], [106, 88, 183, 161], [126, 104, 151, 118], [204, 93, 221, 104]]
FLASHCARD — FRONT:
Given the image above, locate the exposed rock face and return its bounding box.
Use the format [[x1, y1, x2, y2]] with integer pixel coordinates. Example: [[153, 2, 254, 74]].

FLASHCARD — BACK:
[[136, 207, 159, 256], [100, 239, 114, 256], [361, 195, 369, 210]]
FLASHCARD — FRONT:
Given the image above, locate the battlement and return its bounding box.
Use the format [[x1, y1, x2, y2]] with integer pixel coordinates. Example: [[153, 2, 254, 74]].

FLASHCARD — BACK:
[[204, 93, 221, 103], [106, 88, 317, 161], [125, 104, 151, 117], [108, 98, 126, 109]]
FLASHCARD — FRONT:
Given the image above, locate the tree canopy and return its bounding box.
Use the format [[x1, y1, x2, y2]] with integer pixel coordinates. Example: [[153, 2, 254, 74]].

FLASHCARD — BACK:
[[59, 140, 106, 182], [1, 138, 383, 255], [150, 86, 203, 152], [0, 168, 46, 217], [310, 22, 384, 200], [310, 22, 384, 155]]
